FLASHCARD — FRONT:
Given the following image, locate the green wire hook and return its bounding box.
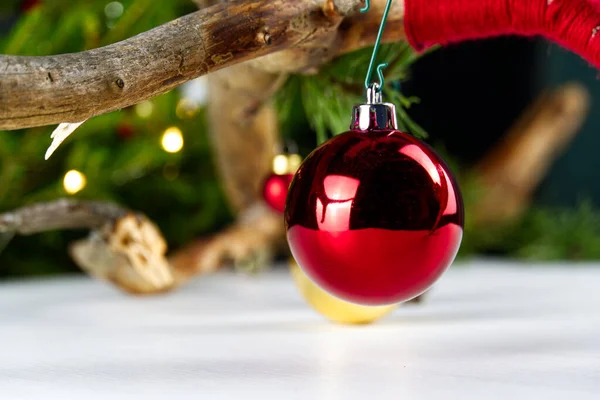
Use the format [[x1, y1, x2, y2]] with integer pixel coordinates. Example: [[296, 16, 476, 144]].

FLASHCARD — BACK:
[[360, 0, 394, 92]]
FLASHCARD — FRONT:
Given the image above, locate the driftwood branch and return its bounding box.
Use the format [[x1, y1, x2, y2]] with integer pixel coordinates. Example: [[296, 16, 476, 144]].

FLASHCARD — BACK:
[[0, 199, 174, 294], [0, 199, 127, 234], [0, 0, 406, 130], [0, 198, 283, 294], [472, 83, 590, 226]]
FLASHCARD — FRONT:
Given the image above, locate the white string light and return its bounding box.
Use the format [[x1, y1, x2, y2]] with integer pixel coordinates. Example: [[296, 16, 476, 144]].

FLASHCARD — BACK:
[[161, 127, 184, 153], [63, 170, 87, 194]]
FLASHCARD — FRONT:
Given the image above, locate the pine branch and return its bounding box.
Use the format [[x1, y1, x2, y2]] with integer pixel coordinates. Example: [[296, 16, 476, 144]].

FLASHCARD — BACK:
[[0, 0, 407, 130], [276, 41, 426, 143]]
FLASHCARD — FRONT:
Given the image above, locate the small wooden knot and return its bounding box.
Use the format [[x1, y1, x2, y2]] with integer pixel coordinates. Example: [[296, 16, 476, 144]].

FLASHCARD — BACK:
[[258, 29, 271, 45], [263, 33, 272, 45], [115, 78, 125, 89]]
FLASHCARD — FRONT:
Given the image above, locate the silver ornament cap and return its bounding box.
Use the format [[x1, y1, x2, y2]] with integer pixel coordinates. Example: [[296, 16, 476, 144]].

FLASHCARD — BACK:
[[351, 84, 398, 131]]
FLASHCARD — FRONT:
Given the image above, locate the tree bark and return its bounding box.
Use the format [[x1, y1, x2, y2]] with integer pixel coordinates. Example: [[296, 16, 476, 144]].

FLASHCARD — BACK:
[[472, 83, 590, 226], [0, 0, 405, 130], [0, 198, 127, 234]]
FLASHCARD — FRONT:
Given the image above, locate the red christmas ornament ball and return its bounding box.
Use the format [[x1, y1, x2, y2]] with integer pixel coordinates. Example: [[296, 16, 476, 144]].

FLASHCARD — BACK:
[[285, 128, 464, 306], [263, 173, 294, 214]]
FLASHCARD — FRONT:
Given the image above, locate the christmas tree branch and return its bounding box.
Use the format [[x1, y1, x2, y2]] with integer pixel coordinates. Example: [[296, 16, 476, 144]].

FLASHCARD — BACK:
[[0, 0, 405, 130]]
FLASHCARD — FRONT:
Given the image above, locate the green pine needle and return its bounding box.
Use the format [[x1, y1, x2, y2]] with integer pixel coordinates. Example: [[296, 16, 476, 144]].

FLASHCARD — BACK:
[[275, 41, 428, 145]]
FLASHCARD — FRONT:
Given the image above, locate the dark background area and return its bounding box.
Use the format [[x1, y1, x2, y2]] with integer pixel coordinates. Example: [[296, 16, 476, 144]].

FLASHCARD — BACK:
[[404, 36, 600, 208]]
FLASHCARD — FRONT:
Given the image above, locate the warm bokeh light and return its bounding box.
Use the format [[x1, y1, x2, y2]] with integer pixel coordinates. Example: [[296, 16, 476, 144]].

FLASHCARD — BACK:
[[135, 100, 154, 118], [176, 98, 200, 119], [161, 127, 184, 153], [63, 170, 87, 194], [273, 154, 289, 175], [288, 154, 303, 172]]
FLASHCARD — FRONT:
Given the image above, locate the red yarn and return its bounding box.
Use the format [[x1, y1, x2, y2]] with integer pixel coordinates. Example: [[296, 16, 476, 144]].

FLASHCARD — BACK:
[[405, 0, 600, 68]]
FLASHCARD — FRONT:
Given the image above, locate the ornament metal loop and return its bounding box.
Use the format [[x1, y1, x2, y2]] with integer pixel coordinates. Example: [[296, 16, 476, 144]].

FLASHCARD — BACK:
[[367, 83, 383, 104]]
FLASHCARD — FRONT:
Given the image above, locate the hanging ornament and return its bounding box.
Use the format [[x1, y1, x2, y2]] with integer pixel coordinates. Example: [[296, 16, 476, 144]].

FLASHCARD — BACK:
[[262, 150, 302, 214], [285, 0, 463, 306], [290, 259, 398, 325]]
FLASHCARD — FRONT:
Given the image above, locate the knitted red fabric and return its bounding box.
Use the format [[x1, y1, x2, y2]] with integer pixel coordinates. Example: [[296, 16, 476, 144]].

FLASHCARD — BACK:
[[405, 0, 600, 68]]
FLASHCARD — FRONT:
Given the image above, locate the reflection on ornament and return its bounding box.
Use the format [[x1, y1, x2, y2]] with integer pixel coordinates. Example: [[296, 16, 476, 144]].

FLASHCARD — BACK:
[[63, 170, 87, 195], [176, 98, 201, 119], [135, 101, 154, 119], [316, 175, 360, 232], [290, 259, 398, 325], [161, 127, 184, 153], [285, 99, 463, 306]]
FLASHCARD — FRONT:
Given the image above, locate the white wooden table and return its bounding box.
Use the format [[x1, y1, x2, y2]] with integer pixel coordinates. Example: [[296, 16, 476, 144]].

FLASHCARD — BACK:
[[1, 260, 599, 399]]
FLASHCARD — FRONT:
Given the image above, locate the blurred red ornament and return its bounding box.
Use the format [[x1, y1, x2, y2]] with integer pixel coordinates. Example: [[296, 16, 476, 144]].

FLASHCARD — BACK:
[[263, 173, 294, 214], [21, 0, 41, 12], [262, 151, 302, 214], [117, 123, 135, 140], [285, 91, 463, 306]]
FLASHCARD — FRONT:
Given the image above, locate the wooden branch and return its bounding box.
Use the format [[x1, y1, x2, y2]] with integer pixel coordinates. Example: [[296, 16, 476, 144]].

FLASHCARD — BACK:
[[169, 203, 285, 282], [0, 198, 286, 294], [70, 213, 174, 295], [472, 83, 590, 226], [240, 0, 406, 74], [0, 199, 127, 234], [0, 0, 406, 130], [0, 199, 174, 294], [207, 65, 284, 211]]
